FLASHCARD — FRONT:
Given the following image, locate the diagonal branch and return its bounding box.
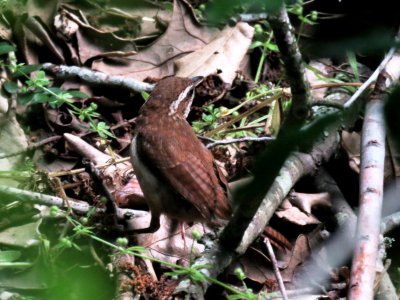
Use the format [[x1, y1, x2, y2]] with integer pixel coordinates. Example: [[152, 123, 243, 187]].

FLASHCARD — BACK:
[[174, 130, 340, 297], [267, 5, 312, 122]]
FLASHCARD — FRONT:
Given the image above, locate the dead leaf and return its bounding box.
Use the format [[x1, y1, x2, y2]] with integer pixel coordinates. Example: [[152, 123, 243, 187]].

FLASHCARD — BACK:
[[58, 8, 137, 65], [276, 199, 321, 226], [0, 220, 41, 248], [24, 16, 65, 63], [0, 91, 28, 187], [175, 22, 254, 84], [33, 151, 77, 173], [126, 214, 206, 265], [92, 0, 218, 81], [26, 0, 58, 25], [281, 235, 311, 283], [289, 192, 331, 215], [341, 131, 360, 173], [236, 249, 275, 284]]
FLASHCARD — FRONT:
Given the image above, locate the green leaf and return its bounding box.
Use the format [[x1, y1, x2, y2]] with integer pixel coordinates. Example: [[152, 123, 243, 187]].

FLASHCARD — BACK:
[[249, 41, 264, 49], [17, 92, 35, 105], [270, 99, 281, 135], [58, 92, 73, 101], [141, 91, 150, 101], [95, 121, 115, 139], [0, 261, 32, 268], [68, 90, 88, 98], [0, 42, 16, 55], [265, 43, 279, 52], [347, 51, 360, 82], [48, 95, 63, 108], [47, 87, 64, 94], [3, 80, 18, 94], [0, 250, 21, 262], [13, 64, 42, 78], [32, 92, 51, 104]]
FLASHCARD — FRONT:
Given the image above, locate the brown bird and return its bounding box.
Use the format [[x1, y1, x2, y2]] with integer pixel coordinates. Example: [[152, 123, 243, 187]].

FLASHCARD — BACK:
[[131, 76, 230, 233], [131, 76, 290, 250]]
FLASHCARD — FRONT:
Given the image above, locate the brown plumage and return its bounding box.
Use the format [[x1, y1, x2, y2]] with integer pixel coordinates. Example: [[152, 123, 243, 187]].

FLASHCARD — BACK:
[[130, 76, 291, 251], [131, 76, 230, 232]]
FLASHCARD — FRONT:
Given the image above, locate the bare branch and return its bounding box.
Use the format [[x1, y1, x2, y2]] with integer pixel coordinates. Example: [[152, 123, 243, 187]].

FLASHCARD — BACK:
[[42, 63, 154, 93], [268, 5, 312, 122], [348, 50, 400, 300]]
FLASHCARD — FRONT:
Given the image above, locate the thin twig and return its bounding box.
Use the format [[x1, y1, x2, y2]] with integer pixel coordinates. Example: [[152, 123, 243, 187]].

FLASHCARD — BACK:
[[0, 135, 62, 159], [264, 238, 288, 300], [0, 185, 100, 214], [205, 136, 275, 148], [51, 177, 72, 213], [344, 47, 396, 109], [0, 185, 148, 220], [47, 157, 131, 177], [222, 123, 265, 133], [230, 13, 269, 23], [42, 63, 154, 93]]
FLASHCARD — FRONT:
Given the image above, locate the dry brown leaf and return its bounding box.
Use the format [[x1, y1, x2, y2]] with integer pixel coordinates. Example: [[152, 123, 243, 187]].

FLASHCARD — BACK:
[[289, 192, 331, 215], [341, 130, 360, 173], [0, 93, 28, 187], [14, 15, 65, 65], [281, 235, 311, 282], [33, 151, 78, 173], [58, 8, 137, 64], [61, 0, 169, 39], [26, 0, 58, 25], [0, 18, 12, 41], [276, 199, 321, 226], [92, 0, 218, 81], [126, 214, 206, 265], [236, 249, 275, 284], [175, 22, 254, 84]]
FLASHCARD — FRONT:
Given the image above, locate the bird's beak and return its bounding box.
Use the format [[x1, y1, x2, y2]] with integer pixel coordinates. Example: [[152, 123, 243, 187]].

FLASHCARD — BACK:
[[191, 76, 204, 86]]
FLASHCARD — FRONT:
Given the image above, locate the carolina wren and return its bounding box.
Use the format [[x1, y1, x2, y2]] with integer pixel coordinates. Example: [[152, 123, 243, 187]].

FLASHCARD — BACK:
[[130, 76, 231, 233], [130, 76, 291, 250]]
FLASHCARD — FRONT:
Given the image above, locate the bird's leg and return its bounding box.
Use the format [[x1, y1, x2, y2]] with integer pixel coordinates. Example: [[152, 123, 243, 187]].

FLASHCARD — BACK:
[[180, 222, 187, 251]]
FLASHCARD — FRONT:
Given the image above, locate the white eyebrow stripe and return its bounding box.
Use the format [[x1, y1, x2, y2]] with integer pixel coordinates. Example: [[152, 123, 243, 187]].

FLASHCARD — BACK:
[[168, 85, 193, 116]]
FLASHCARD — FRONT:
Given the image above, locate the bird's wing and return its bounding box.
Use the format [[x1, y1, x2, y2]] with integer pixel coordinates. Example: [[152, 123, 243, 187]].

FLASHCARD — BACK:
[[136, 130, 230, 220]]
